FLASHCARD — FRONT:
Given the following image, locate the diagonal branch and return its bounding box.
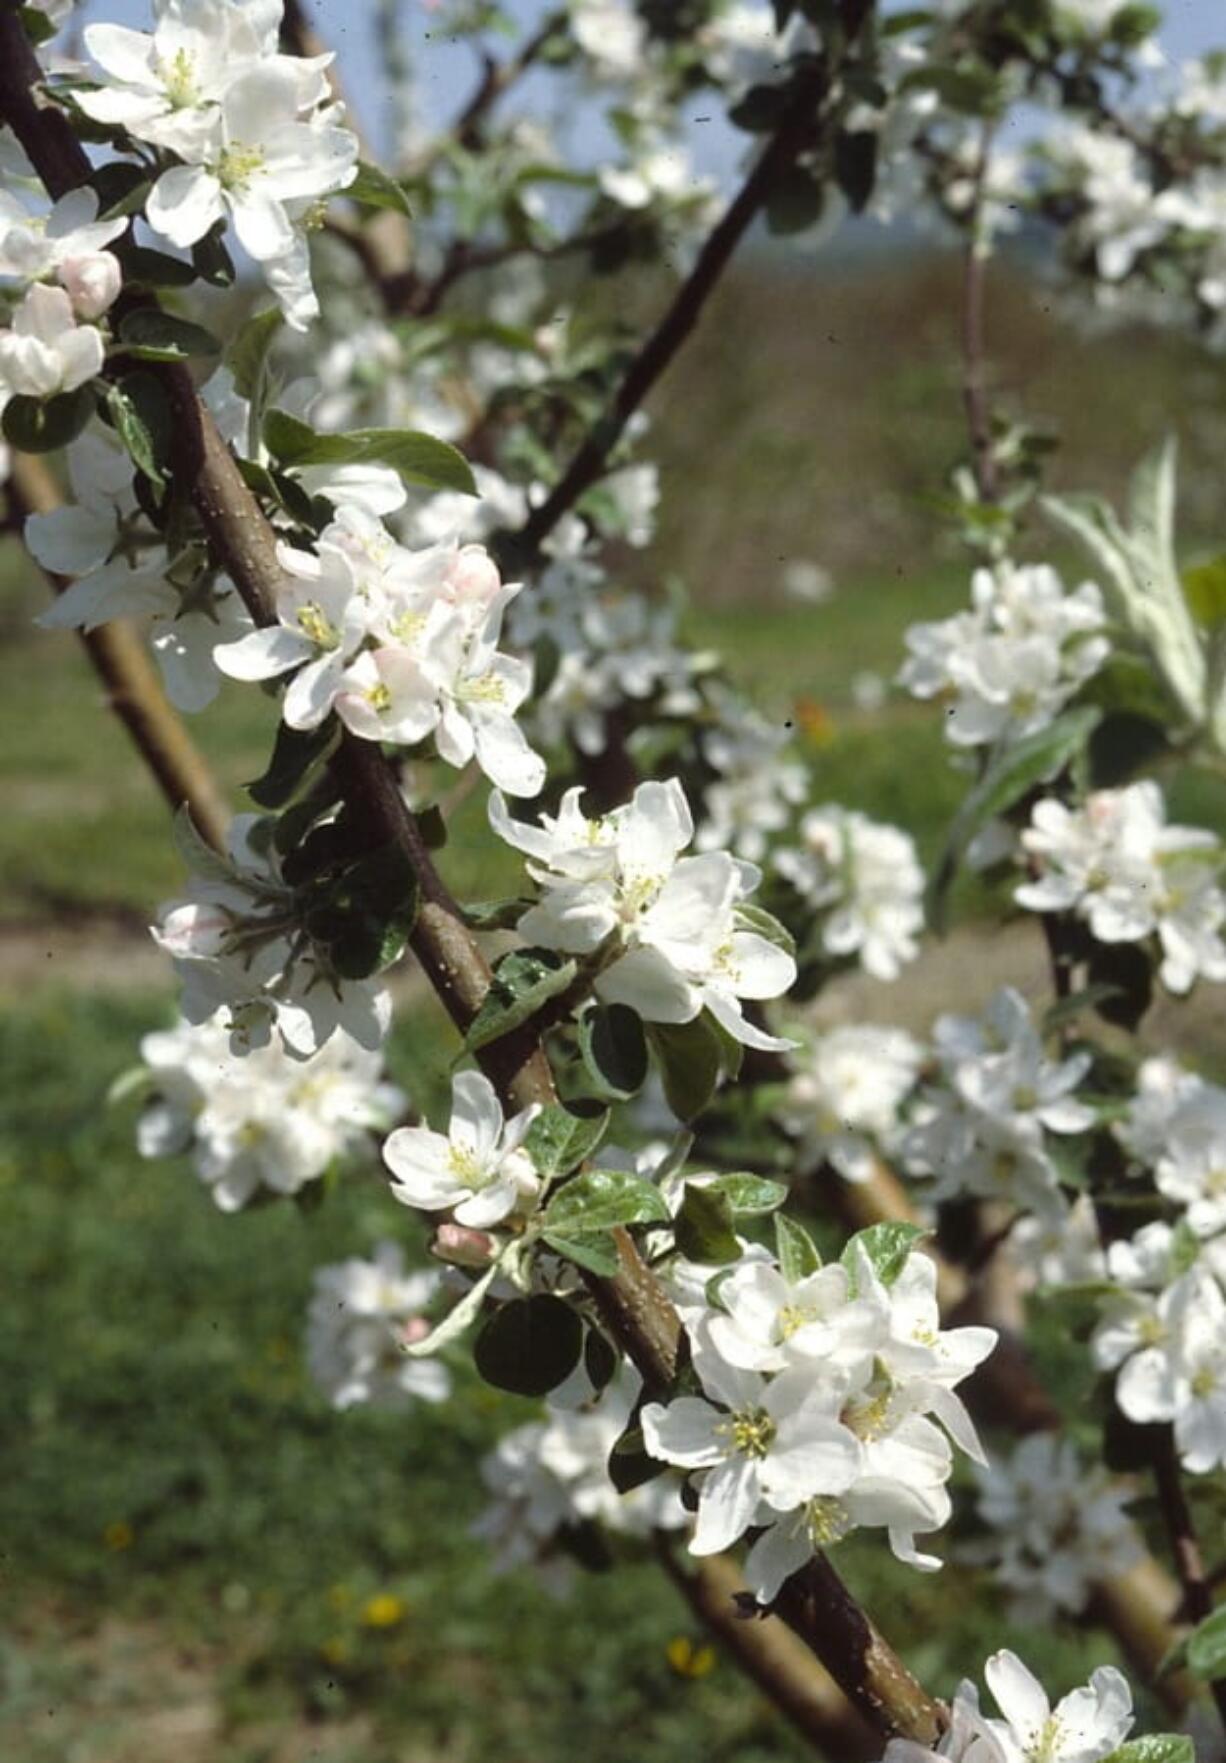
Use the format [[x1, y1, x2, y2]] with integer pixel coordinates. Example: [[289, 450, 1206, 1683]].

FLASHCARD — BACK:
[[508, 70, 829, 564]]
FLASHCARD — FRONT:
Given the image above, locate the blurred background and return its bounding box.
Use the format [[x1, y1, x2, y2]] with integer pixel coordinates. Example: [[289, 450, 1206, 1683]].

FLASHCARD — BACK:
[[6, 3, 1226, 1761]]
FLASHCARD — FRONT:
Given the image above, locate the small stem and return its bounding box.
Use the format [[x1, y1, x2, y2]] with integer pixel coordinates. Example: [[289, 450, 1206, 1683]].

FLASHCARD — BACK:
[[1150, 1428, 1226, 1731], [960, 120, 998, 506]]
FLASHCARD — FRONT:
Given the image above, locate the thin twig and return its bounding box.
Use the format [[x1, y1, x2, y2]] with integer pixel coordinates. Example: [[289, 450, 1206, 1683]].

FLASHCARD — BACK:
[[1151, 1428, 1226, 1730], [960, 119, 998, 506], [507, 66, 831, 563]]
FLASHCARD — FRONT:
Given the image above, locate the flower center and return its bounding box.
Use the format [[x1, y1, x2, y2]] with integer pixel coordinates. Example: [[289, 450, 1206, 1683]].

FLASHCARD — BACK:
[[157, 47, 200, 109], [457, 671, 507, 705], [804, 1496, 852, 1547], [217, 142, 266, 194], [296, 601, 340, 650], [364, 682, 392, 713], [446, 1143, 488, 1189], [719, 1408, 775, 1459]]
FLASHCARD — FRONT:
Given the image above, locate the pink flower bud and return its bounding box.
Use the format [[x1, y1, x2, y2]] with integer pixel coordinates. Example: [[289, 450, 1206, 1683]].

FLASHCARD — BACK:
[[430, 1222, 497, 1269], [59, 252, 122, 321], [446, 546, 501, 606], [398, 1316, 431, 1347]]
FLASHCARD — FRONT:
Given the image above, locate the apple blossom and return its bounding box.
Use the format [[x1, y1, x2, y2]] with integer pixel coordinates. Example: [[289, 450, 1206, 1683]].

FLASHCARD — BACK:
[[0, 282, 104, 397], [783, 1024, 923, 1182], [382, 1070, 542, 1230], [774, 805, 924, 981], [306, 1243, 451, 1410]]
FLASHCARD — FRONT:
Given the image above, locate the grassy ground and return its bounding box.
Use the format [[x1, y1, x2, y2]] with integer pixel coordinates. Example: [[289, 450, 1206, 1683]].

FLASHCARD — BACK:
[[1, 992, 1148, 1763], [6, 248, 1226, 1759]]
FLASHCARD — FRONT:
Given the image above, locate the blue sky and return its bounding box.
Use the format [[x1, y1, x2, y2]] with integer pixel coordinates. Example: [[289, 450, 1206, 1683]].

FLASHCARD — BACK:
[[66, 0, 1226, 186]]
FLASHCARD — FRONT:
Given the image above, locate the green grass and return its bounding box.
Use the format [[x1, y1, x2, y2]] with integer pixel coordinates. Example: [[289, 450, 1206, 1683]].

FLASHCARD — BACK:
[[0, 992, 1180, 1763]]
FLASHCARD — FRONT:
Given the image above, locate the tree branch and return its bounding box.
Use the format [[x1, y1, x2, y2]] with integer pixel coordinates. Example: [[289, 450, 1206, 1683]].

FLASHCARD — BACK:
[[1150, 1427, 1226, 1729], [507, 68, 831, 564], [960, 120, 998, 506], [7, 450, 229, 852]]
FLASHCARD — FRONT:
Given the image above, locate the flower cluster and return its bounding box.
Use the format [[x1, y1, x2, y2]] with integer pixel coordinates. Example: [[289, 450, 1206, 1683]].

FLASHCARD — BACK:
[[1093, 1221, 1226, 1476], [642, 1236, 995, 1597], [783, 1023, 923, 1183], [0, 182, 128, 402], [491, 777, 797, 1050], [774, 806, 924, 982], [901, 987, 1093, 1219], [153, 814, 393, 1057], [898, 562, 1109, 750], [136, 1011, 403, 1210], [1018, 781, 1226, 995], [882, 1650, 1133, 1763], [305, 1242, 451, 1410], [215, 505, 546, 796], [696, 692, 809, 863], [962, 1434, 1140, 1623], [473, 1367, 687, 1591], [35, 430, 250, 710], [77, 0, 358, 326]]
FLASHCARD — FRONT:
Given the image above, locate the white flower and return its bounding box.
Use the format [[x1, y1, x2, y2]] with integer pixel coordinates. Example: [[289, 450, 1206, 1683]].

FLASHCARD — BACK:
[[569, 0, 647, 79], [783, 1024, 923, 1181], [697, 694, 808, 862], [882, 1676, 1006, 1763], [965, 1434, 1140, 1621], [1169, 1268, 1226, 1473], [143, 61, 357, 326], [0, 186, 125, 317], [899, 562, 1108, 750], [413, 591, 546, 797], [138, 1011, 404, 1210], [0, 282, 104, 397], [1044, 125, 1166, 282], [382, 1070, 542, 1230], [78, 0, 295, 157], [306, 1242, 450, 1410], [491, 779, 797, 1050], [1018, 783, 1226, 994], [214, 537, 369, 727], [152, 813, 392, 1058], [983, 1650, 1132, 1763], [775, 806, 924, 981], [902, 988, 1092, 1218], [641, 1320, 862, 1556], [1006, 1195, 1106, 1291], [34, 430, 250, 711], [1118, 1057, 1226, 1240], [473, 1367, 687, 1587]]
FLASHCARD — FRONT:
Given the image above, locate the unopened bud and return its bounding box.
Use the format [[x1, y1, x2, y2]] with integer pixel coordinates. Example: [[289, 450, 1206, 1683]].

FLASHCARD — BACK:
[[59, 252, 122, 321], [430, 1222, 497, 1269]]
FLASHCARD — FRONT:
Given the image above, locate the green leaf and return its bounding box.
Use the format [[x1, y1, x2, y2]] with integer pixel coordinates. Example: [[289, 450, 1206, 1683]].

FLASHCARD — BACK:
[[404, 1262, 497, 1357], [733, 902, 796, 960], [2, 385, 95, 454], [348, 160, 413, 217], [608, 1421, 664, 1494], [263, 409, 476, 494], [118, 308, 220, 360], [246, 719, 339, 810], [116, 243, 197, 288], [1186, 1607, 1226, 1682], [226, 306, 283, 455], [171, 804, 237, 886], [647, 1015, 723, 1122], [584, 1326, 618, 1390], [473, 1294, 584, 1396], [834, 130, 878, 213], [466, 948, 577, 1052], [702, 1173, 788, 1216], [578, 1002, 648, 1101], [462, 898, 530, 930], [775, 1213, 821, 1283], [1101, 1740, 1195, 1763], [524, 1104, 610, 1179], [674, 1182, 740, 1265], [928, 706, 1101, 930], [19, 6, 58, 47], [841, 1222, 926, 1291], [106, 371, 174, 489], [90, 164, 153, 221], [545, 1167, 670, 1234], [542, 1229, 621, 1278], [766, 163, 825, 235]]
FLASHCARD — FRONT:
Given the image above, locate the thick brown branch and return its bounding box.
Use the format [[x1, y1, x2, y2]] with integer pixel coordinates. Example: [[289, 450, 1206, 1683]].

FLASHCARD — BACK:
[[9, 451, 229, 852], [656, 1541, 879, 1761], [1151, 1428, 1226, 1729]]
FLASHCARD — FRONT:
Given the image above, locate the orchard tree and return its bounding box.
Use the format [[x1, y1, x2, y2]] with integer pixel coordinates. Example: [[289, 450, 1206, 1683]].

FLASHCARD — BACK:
[[7, 0, 1226, 1754]]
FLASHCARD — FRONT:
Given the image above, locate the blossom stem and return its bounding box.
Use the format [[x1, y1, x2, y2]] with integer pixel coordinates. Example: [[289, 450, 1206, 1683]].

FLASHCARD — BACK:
[[7, 450, 230, 852], [960, 120, 999, 505]]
